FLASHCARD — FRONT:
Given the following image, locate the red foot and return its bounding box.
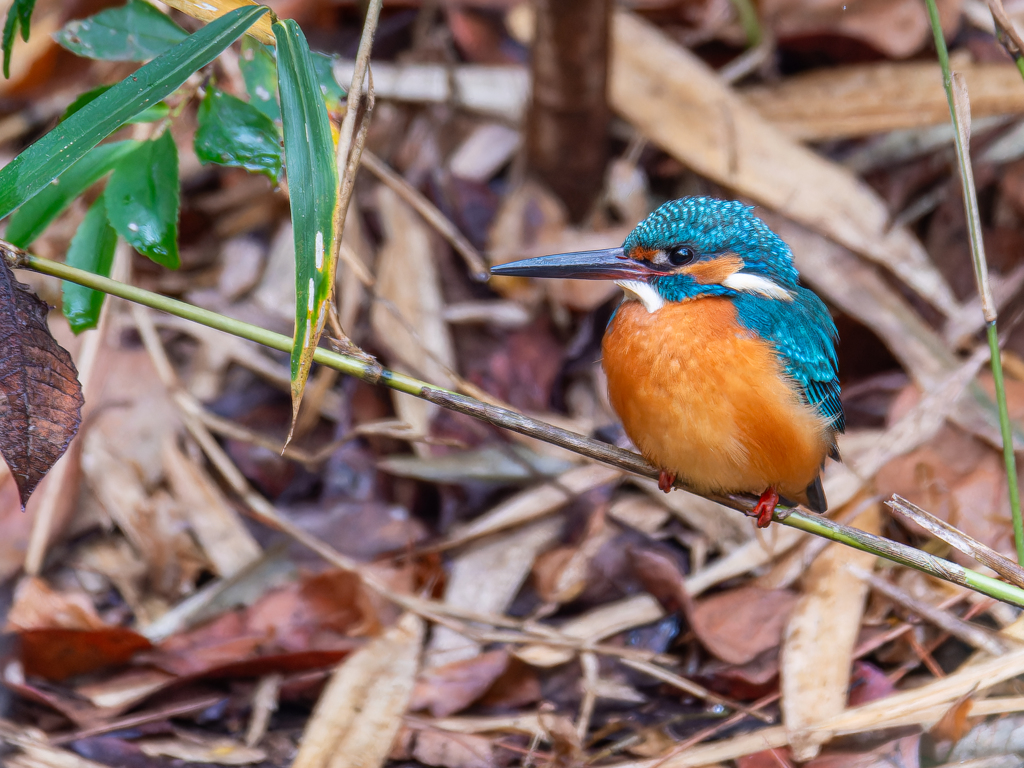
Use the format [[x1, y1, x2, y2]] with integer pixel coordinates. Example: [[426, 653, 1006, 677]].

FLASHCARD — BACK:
[[658, 470, 676, 493], [753, 487, 780, 528]]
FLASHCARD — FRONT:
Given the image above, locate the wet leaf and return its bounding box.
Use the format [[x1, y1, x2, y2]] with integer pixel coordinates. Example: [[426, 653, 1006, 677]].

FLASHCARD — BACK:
[[0, 259, 84, 507], [56, 0, 187, 61], [104, 130, 180, 268], [1, 0, 34, 79], [274, 18, 339, 435], [311, 51, 345, 110], [0, 4, 268, 220], [239, 37, 280, 121], [63, 196, 118, 333], [5, 140, 139, 248], [195, 87, 282, 183]]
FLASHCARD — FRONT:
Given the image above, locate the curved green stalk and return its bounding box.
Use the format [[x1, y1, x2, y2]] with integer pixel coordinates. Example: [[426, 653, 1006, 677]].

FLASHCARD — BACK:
[[9, 244, 1024, 608]]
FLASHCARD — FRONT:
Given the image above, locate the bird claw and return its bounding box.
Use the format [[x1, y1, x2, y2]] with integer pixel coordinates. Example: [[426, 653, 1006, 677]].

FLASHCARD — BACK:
[[658, 470, 676, 493], [753, 487, 780, 528]]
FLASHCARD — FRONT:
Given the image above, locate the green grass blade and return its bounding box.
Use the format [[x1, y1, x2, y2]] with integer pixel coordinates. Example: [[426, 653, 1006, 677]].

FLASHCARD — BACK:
[[0, 4, 268, 221], [275, 18, 339, 434], [63, 196, 118, 333], [6, 140, 138, 247]]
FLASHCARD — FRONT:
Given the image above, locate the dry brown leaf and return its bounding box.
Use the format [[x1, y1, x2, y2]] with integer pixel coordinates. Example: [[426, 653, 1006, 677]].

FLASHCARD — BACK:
[[292, 613, 424, 768], [691, 587, 799, 665], [162, 437, 261, 578], [6, 576, 106, 632], [781, 504, 881, 761], [532, 508, 614, 604], [410, 650, 511, 718], [371, 185, 456, 446], [610, 11, 960, 319], [139, 734, 266, 765], [443, 464, 620, 551], [411, 729, 496, 768], [744, 61, 1024, 141], [426, 518, 563, 667], [762, 0, 961, 59], [515, 593, 665, 667]]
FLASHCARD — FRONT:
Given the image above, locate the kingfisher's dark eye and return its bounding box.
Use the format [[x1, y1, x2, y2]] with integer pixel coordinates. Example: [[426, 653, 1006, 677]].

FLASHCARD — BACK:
[[667, 246, 695, 267]]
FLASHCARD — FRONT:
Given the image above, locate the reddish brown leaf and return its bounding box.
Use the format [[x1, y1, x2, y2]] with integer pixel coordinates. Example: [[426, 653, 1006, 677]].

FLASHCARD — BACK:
[[848, 660, 894, 706], [0, 259, 83, 506], [410, 649, 510, 717], [691, 587, 798, 665], [19, 627, 152, 681]]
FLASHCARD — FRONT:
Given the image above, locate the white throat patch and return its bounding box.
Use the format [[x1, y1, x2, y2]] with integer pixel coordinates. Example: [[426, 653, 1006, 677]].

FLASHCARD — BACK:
[[616, 280, 665, 313], [721, 272, 793, 301]]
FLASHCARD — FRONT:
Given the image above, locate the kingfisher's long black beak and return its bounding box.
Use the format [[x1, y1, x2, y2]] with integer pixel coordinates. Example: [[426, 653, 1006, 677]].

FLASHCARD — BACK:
[[489, 247, 647, 280]]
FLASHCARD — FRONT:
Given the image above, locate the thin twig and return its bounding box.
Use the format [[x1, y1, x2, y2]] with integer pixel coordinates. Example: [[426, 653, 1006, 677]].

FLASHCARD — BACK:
[[849, 565, 1014, 657], [9, 244, 1024, 608], [924, 0, 1024, 566], [362, 150, 489, 280], [887, 494, 1024, 588], [332, 0, 382, 244]]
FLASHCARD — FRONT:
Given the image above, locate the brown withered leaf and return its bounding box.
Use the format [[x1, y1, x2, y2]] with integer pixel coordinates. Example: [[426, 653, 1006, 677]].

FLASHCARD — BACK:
[[691, 586, 798, 665], [19, 627, 152, 681], [0, 259, 83, 506], [410, 649, 510, 718]]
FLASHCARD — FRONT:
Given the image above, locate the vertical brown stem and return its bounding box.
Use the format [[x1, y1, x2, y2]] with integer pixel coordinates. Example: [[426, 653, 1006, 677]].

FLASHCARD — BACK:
[[525, 0, 611, 222]]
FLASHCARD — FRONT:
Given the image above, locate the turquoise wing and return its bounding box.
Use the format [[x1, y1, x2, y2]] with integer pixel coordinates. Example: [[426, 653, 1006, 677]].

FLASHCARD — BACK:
[[734, 288, 845, 435]]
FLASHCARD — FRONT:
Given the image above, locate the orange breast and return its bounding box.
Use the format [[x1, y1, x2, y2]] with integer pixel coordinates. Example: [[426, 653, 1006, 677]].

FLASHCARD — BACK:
[[602, 296, 831, 504]]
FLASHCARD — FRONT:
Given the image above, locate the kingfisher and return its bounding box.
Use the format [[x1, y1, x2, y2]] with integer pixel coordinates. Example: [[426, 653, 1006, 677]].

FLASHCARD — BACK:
[[490, 197, 843, 527]]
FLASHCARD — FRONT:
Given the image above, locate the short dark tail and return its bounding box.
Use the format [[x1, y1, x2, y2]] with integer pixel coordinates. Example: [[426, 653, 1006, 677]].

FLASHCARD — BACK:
[[804, 475, 828, 514]]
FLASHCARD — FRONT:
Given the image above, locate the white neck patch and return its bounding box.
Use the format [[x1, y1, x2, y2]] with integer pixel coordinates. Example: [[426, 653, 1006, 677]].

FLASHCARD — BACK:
[[721, 272, 793, 301], [616, 280, 665, 313]]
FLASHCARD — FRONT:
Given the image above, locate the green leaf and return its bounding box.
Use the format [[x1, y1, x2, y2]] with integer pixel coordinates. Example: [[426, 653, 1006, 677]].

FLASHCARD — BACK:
[[2, 0, 35, 79], [311, 52, 345, 111], [195, 87, 282, 183], [6, 140, 139, 247], [56, 0, 187, 62], [239, 37, 279, 121], [104, 131, 179, 269], [62, 85, 170, 125], [275, 18, 339, 431], [63, 196, 118, 333], [0, 4, 268, 221]]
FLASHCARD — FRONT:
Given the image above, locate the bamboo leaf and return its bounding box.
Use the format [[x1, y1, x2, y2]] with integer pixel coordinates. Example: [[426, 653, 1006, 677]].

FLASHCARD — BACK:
[[275, 18, 339, 434], [0, 4, 268, 221], [104, 131, 180, 269], [55, 0, 187, 62], [2, 0, 35, 79], [240, 37, 280, 121], [62, 86, 170, 125], [195, 86, 282, 183], [63, 196, 118, 333], [6, 140, 139, 248]]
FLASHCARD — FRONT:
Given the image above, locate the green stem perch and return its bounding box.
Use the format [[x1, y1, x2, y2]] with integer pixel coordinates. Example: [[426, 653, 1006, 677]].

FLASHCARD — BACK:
[[9, 244, 1024, 608], [924, 0, 1024, 566]]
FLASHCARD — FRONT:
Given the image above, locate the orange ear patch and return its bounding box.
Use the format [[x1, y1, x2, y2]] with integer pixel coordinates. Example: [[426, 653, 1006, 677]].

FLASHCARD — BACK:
[[680, 254, 743, 285]]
